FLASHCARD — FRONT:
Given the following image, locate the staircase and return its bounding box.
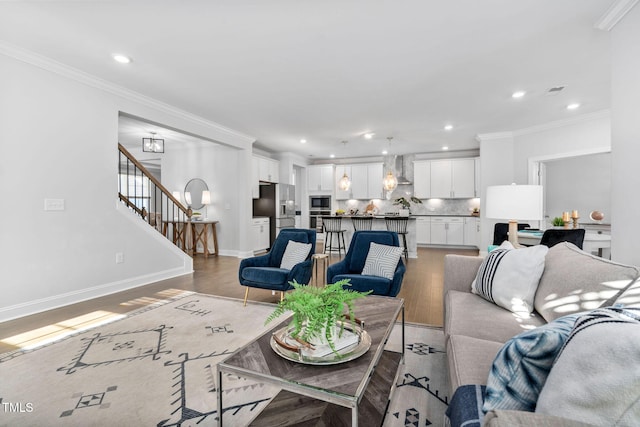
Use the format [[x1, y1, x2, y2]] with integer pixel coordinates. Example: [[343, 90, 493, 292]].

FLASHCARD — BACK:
[[118, 143, 193, 253]]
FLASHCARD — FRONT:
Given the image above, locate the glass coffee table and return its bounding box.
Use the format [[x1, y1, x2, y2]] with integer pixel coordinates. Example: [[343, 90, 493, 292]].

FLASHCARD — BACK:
[[217, 295, 404, 426]]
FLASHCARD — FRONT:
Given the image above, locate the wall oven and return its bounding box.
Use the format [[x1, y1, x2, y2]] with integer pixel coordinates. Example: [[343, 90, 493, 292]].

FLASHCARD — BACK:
[[309, 210, 332, 232]]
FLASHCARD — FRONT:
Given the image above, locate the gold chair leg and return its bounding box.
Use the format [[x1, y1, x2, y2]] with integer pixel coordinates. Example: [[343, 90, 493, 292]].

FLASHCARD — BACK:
[[243, 287, 249, 306], [280, 291, 284, 302]]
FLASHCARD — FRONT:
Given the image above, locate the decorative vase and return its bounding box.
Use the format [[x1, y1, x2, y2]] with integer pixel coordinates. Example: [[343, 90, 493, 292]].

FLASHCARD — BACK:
[[399, 209, 410, 217]]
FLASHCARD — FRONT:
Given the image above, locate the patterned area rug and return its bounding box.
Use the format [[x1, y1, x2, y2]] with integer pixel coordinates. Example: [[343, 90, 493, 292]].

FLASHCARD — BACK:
[[0, 293, 449, 426]]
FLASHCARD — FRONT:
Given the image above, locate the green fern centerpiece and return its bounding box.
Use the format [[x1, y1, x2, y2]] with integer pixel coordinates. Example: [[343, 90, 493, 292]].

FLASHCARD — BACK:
[[265, 279, 370, 355]]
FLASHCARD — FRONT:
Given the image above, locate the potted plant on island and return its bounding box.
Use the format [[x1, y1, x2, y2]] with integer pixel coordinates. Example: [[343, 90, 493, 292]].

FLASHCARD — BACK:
[[393, 196, 423, 216], [265, 279, 370, 355]]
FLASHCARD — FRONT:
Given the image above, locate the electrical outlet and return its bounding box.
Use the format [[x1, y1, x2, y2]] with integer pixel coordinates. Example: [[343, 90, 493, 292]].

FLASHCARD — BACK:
[[44, 198, 65, 211], [115, 252, 124, 264]]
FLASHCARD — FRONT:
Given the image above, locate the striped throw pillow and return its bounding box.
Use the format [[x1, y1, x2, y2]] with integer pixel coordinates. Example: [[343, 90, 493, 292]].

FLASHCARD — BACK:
[[279, 241, 312, 270], [471, 241, 548, 314], [361, 242, 403, 280]]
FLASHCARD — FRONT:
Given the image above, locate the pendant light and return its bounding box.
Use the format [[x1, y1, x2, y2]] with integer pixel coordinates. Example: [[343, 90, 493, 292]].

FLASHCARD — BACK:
[[338, 141, 351, 191], [383, 137, 398, 191]]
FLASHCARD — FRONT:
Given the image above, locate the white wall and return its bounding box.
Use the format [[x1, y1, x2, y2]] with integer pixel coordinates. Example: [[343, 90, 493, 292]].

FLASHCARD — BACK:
[[478, 113, 611, 253], [0, 51, 253, 320], [478, 133, 515, 251], [544, 153, 611, 225], [611, 4, 640, 266]]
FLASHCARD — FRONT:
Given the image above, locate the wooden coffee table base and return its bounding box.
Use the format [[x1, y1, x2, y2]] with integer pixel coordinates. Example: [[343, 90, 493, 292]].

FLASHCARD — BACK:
[[249, 350, 403, 426]]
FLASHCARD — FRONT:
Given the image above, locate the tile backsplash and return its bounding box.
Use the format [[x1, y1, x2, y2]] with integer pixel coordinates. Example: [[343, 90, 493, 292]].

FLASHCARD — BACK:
[[337, 197, 480, 216]]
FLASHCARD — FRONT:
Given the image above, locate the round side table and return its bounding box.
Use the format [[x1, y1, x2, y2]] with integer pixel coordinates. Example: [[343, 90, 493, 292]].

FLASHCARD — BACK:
[[311, 253, 329, 287]]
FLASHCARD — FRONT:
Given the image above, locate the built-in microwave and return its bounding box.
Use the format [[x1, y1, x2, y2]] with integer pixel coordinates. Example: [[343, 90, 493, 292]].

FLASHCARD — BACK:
[[310, 196, 331, 209]]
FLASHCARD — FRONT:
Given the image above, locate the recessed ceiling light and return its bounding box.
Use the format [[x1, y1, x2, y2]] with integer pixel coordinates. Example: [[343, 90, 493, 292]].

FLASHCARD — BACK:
[[442, 146, 449, 150], [567, 103, 581, 110], [300, 139, 307, 144], [512, 91, 526, 99], [113, 54, 132, 64], [330, 154, 335, 158], [382, 150, 388, 155], [444, 124, 453, 131], [364, 132, 375, 140]]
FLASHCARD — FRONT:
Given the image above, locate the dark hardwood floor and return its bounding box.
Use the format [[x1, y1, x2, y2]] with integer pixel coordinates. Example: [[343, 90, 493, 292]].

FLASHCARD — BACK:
[[0, 246, 477, 354]]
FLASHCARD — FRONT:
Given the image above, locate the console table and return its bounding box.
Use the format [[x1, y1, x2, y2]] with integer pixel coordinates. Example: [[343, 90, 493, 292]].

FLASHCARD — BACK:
[[162, 220, 219, 257]]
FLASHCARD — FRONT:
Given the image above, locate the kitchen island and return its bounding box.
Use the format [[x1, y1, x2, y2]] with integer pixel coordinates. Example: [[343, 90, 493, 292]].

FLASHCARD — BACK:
[[328, 216, 417, 258]]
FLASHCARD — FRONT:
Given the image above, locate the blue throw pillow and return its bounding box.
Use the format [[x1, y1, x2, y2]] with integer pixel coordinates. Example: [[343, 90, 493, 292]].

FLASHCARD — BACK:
[[482, 312, 584, 413]]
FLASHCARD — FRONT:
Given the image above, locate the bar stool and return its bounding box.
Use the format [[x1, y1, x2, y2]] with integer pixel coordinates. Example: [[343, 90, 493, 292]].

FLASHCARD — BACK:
[[322, 216, 347, 256], [385, 216, 409, 261], [351, 216, 373, 231]]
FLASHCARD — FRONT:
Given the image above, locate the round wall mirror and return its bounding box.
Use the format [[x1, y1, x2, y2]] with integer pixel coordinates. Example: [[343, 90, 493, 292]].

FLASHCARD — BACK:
[[184, 178, 209, 210]]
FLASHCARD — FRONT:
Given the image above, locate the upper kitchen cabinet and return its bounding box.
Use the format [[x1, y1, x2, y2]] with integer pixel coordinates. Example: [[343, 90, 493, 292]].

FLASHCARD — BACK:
[[413, 160, 431, 199], [257, 156, 279, 183], [308, 164, 334, 193], [335, 163, 383, 200], [430, 158, 476, 198]]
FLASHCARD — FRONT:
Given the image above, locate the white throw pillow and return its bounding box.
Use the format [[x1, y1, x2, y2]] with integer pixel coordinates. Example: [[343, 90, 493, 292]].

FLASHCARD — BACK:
[[279, 241, 312, 270], [535, 307, 640, 425], [471, 241, 548, 314], [361, 242, 403, 280]]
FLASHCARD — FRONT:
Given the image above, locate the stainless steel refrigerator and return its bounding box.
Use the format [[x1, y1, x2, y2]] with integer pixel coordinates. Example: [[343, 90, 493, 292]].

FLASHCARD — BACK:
[[276, 184, 296, 233]]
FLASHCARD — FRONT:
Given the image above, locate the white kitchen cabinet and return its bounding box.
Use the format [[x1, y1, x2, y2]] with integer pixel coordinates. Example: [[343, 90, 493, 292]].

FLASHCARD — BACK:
[[430, 217, 464, 245], [413, 160, 431, 199], [464, 217, 480, 247], [335, 165, 352, 200], [335, 163, 383, 200], [366, 163, 383, 199], [308, 165, 334, 192], [416, 217, 430, 244], [252, 217, 270, 252], [258, 157, 279, 183], [430, 159, 475, 198]]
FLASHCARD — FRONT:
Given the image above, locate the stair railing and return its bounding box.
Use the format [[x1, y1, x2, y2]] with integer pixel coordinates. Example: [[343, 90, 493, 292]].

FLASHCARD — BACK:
[[118, 143, 192, 252]]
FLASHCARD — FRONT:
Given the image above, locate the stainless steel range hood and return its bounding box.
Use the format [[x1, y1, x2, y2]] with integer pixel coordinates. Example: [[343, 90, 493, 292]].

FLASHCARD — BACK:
[[395, 155, 412, 185]]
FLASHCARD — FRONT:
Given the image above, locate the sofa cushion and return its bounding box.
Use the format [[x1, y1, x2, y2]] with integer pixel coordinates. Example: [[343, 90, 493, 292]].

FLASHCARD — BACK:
[[471, 242, 548, 315], [361, 242, 402, 280], [613, 276, 640, 308], [279, 241, 312, 270], [482, 312, 583, 414], [445, 290, 545, 343], [536, 307, 640, 425], [534, 242, 640, 322], [446, 335, 503, 392], [484, 410, 594, 427]]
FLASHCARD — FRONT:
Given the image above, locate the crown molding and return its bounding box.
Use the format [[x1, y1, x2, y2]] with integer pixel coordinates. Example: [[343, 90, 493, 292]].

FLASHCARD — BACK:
[[476, 110, 610, 142], [475, 132, 514, 142], [0, 41, 256, 146], [594, 0, 639, 31], [511, 110, 610, 137]]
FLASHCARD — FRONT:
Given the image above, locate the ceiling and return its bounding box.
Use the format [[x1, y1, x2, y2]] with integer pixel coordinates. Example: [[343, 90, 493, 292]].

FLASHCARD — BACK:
[[0, 1, 614, 160]]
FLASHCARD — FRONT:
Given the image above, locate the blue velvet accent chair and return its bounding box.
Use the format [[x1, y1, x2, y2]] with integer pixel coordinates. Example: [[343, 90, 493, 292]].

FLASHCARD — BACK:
[[239, 228, 316, 305], [326, 230, 406, 297]]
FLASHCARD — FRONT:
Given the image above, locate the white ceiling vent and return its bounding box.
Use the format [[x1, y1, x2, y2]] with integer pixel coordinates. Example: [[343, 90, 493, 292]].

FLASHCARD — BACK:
[[546, 86, 565, 96]]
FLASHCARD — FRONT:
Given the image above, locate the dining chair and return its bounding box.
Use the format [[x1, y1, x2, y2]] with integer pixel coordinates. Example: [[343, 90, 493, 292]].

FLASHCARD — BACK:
[[540, 229, 586, 249], [493, 222, 531, 245]]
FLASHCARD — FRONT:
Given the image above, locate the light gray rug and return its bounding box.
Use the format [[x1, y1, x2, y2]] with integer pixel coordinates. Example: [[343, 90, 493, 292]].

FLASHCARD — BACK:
[[0, 293, 449, 426]]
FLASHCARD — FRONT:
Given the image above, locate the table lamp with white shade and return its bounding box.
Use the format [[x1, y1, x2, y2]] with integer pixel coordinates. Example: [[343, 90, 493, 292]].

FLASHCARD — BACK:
[[486, 184, 543, 247], [201, 190, 211, 219]]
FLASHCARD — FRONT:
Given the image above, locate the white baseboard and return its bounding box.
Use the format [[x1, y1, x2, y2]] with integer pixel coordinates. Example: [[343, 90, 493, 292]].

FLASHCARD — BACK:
[[0, 267, 192, 323]]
